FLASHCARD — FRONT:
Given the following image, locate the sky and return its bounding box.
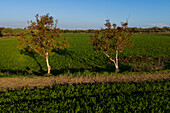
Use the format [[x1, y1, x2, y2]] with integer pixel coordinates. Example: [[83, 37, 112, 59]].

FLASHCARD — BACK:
[[0, 0, 170, 29]]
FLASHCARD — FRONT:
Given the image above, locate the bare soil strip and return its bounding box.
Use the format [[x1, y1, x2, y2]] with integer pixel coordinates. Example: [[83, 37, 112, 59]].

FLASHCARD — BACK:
[[0, 73, 169, 90], [0, 36, 14, 39]]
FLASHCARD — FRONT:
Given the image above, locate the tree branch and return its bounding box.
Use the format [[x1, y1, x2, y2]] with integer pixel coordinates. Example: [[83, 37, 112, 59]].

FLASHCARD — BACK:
[[28, 44, 44, 57], [103, 51, 116, 64]]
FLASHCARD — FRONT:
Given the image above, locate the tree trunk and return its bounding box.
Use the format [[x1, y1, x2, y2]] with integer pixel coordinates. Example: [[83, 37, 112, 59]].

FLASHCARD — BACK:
[[45, 52, 51, 74], [103, 51, 119, 73], [115, 50, 119, 73]]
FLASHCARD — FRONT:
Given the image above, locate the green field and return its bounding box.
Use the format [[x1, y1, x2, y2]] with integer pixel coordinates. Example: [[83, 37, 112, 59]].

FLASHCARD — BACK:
[[0, 82, 169, 112], [0, 33, 170, 76], [0, 33, 169, 112]]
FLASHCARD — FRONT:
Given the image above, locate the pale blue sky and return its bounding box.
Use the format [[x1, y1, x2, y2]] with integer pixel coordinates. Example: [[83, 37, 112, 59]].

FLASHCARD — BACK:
[[0, 0, 170, 29]]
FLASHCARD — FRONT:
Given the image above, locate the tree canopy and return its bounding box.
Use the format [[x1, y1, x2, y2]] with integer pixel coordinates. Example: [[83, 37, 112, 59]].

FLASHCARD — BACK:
[[19, 14, 69, 74]]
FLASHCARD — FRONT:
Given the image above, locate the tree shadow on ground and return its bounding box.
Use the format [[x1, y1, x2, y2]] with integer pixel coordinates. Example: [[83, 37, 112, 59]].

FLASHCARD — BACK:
[[52, 48, 76, 60], [0, 69, 46, 77], [20, 48, 43, 71], [160, 34, 170, 37], [19, 48, 46, 76], [19, 48, 78, 76], [164, 61, 170, 69], [0, 32, 2, 37], [0, 64, 132, 77], [0, 48, 46, 77], [0, 69, 29, 76], [51, 68, 86, 75], [19, 48, 132, 75], [51, 65, 131, 76], [1, 48, 134, 76], [86, 63, 132, 73]]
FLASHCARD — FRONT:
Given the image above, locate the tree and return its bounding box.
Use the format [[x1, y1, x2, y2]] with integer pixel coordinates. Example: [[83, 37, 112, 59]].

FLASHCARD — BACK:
[[90, 20, 133, 73], [0, 27, 5, 37], [152, 26, 159, 32], [19, 14, 69, 74], [162, 26, 170, 32], [2, 28, 14, 36]]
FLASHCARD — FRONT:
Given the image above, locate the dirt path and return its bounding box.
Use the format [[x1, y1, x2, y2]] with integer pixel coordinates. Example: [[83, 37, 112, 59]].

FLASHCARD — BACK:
[[0, 72, 169, 90]]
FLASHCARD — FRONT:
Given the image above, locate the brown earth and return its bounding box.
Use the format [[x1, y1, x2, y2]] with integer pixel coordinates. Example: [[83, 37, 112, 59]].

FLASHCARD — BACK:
[[0, 72, 169, 91], [0, 36, 14, 39]]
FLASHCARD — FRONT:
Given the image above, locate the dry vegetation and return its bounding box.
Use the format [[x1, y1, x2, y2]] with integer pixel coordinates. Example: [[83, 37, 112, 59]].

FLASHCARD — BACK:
[[0, 72, 169, 91]]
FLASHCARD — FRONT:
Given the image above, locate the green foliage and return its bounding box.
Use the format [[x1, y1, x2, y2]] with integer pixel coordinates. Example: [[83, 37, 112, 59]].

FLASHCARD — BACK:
[[1, 28, 14, 36], [0, 27, 5, 37], [1, 28, 28, 36], [13, 28, 29, 36], [0, 82, 169, 112], [0, 33, 170, 75], [129, 26, 170, 33]]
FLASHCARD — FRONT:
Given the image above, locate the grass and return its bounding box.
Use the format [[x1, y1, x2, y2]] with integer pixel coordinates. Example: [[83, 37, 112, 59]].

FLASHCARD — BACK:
[[0, 33, 170, 76]]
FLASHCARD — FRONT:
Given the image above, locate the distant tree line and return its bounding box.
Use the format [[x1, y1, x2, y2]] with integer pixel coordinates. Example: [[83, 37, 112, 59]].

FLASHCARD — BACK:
[[128, 26, 170, 33], [0, 27, 29, 37], [61, 27, 170, 33], [0, 26, 170, 37], [0, 27, 4, 37], [60, 29, 99, 33]]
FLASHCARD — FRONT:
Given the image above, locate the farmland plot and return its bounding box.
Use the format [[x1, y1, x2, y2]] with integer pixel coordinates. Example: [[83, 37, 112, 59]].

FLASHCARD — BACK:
[[0, 33, 169, 76]]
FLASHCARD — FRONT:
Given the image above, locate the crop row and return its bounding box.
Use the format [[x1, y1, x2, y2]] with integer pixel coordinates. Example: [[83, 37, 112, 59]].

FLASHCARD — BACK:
[[0, 82, 169, 112]]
